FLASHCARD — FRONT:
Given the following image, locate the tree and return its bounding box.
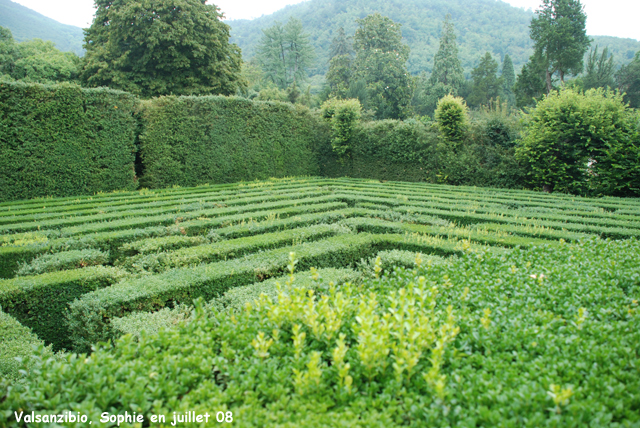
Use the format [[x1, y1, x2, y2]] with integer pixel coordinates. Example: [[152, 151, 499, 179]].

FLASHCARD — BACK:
[[516, 88, 640, 196], [0, 27, 80, 84], [416, 15, 464, 116], [81, 0, 244, 98], [468, 52, 503, 108], [429, 15, 464, 90], [435, 95, 468, 146], [353, 13, 413, 119], [514, 52, 549, 108], [326, 54, 352, 99], [501, 54, 516, 105], [530, 0, 591, 93], [616, 51, 640, 108], [258, 18, 314, 89], [0, 26, 16, 78], [583, 46, 615, 90], [330, 27, 353, 59]]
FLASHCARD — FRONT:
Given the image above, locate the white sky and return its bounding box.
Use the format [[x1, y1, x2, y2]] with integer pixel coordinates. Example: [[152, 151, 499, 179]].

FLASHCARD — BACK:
[[11, 0, 640, 41]]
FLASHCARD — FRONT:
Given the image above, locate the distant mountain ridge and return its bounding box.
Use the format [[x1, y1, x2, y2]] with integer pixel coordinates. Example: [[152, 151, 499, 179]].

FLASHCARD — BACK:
[[0, 0, 84, 55], [226, 0, 640, 77]]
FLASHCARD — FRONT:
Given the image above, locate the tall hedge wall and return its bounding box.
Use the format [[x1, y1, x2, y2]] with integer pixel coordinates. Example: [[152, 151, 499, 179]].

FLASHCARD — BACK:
[[138, 96, 323, 188], [0, 82, 138, 202], [319, 119, 526, 189]]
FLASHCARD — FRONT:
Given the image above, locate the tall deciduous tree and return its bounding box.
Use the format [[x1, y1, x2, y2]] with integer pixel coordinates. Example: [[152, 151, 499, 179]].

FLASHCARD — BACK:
[[530, 0, 590, 93], [468, 52, 503, 107], [81, 0, 244, 97], [353, 13, 413, 119], [258, 18, 314, 89]]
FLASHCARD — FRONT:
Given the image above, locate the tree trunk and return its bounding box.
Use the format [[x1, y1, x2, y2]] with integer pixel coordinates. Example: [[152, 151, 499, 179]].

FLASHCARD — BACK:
[[546, 69, 553, 94], [543, 184, 553, 193]]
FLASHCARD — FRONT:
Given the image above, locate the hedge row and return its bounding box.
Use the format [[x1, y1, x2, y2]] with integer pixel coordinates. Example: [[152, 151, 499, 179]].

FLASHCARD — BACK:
[[109, 268, 361, 341], [67, 232, 487, 352], [0, 310, 59, 382], [0, 200, 347, 278], [0, 82, 138, 202], [0, 266, 127, 351], [138, 96, 323, 188], [1, 82, 329, 202]]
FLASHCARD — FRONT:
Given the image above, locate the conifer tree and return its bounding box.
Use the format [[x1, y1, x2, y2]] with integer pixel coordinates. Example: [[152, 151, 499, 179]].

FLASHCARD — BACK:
[[429, 15, 464, 90], [468, 52, 503, 107], [583, 46, 615, 90], [530, 0, 590, 93], [501, 54, 516, 105], [258, 18, 314, 89]]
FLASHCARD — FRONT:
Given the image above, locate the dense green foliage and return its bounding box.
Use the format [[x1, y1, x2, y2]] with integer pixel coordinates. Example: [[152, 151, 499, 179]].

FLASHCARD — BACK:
[[0, 28, 81, 84], [0, 310, 59, 382], [582, 45, 615, 90], [320, 114, 526, 189], [516, 88, 640, 196], [227, 0, 640, 78], [0, 81, 139, 202], [616, 51, 640, 108], [353, 14, 413, 120], [0, 0, 83, 55], [81, 0, 244, 98], [257, 17, 315, 89], [138, 95, 321, 188], [321, 98, 362, 159], [530, 0, 590, 92], [1, 226, 639, 424], [467, 52, 503, 108], [414, 16, 465, 116], [435, 95, 468, 143]]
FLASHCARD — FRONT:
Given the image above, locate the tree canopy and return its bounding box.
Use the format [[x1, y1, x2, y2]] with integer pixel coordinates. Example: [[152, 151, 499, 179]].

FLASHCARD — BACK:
[[530, 0, 590, 92], [257, 17, 315, 89], [0, 26, 80, 84], [81, 0, 244, 98], [353, 13, 413, 120]]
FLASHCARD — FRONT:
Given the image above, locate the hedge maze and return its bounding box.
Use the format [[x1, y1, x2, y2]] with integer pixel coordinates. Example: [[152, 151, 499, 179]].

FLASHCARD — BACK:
[[1, 177, 639, 355], [1, 177, 640, 425]]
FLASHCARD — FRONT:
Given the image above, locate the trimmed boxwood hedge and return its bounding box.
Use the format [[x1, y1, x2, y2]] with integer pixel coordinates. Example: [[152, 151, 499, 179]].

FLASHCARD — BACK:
[[0, 82, 139, 202], [0, 266, 127, 351], [0, 310, 59, 382]]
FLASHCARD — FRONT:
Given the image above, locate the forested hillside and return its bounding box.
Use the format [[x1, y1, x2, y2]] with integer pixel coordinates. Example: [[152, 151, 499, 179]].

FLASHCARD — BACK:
[[0, 0, 84, 55], [227, 0, 640, 76]]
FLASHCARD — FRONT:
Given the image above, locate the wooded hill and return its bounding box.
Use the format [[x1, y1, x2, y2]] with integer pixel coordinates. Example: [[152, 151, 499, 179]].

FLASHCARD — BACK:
[[227, 0, 640, 77], [0, 0, 83, 55]]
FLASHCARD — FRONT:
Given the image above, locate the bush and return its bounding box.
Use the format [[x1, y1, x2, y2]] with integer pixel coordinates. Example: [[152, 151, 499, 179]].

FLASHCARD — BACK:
[[516, 88, 640, 196], [321, 98, 362, 160], [138, 96, 322, 188], [0, 82, 138, 202], [435, 94, 468, 144]]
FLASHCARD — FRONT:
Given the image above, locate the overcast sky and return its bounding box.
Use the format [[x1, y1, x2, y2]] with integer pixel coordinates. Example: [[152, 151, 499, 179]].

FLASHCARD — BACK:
[[11, 0, 640, 41]]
